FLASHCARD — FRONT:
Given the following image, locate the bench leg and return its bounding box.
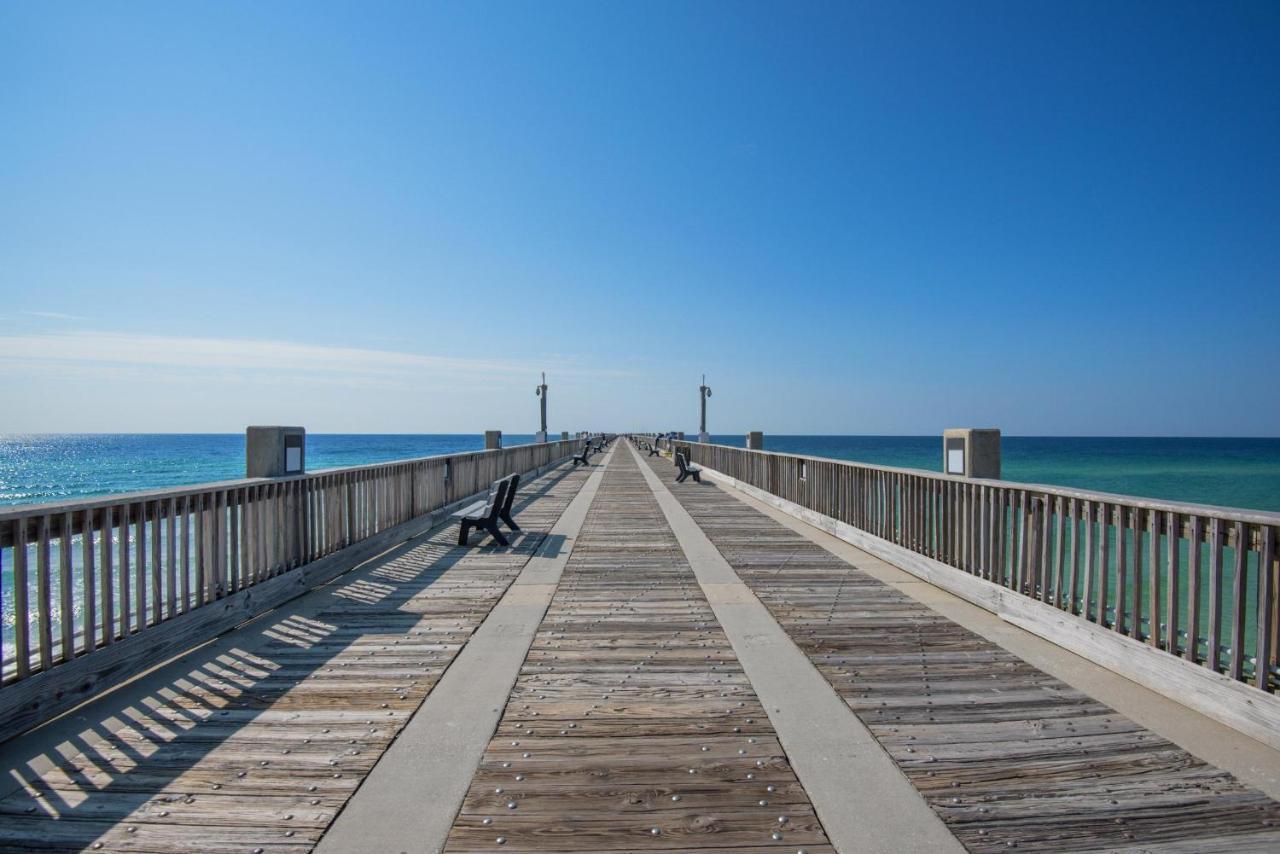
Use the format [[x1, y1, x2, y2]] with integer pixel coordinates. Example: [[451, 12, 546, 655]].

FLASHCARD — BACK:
[[676, 471, 686, 483], [457, 522, 472, 546], [500, 511, 520, 531], [692, 472, 701, 483], [484, 522, 510, 547]]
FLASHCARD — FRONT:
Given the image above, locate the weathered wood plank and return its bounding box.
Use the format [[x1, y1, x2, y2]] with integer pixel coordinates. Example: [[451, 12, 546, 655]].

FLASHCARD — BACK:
[[0, 460, 593, 852], [642, 451, 1280, 853]]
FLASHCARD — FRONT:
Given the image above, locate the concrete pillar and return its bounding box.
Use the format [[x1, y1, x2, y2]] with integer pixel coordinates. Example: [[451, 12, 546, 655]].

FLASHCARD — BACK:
[[746, 431, 764, 450], [246, 426, 305, 478], [560, 431, 569, 441], [943, 428, 1000, 479], [676, 431, 685, 441], [485, 430, 503, 450]]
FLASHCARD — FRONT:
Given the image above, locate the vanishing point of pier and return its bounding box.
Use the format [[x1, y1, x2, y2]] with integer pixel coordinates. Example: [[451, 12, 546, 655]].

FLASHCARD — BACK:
[[1, 437, 1279, 852]]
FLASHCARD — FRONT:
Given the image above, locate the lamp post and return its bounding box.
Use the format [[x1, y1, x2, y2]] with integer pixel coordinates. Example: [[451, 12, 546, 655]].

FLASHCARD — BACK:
[[698, 374, 712, 443], [535, 372, 548, 443]]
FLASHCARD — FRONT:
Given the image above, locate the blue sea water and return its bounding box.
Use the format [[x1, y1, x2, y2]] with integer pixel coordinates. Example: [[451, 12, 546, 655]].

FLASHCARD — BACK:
[[0, 434, 545, 507], [1, 434, 1277, 660], [704, 435, 1280, 513], [1, 433, 1277, 512]]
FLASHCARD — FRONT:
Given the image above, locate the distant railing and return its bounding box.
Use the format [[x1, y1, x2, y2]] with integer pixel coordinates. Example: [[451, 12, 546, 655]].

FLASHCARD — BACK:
[[663, 440, 1279, 693], [0, 439, 584, 687]]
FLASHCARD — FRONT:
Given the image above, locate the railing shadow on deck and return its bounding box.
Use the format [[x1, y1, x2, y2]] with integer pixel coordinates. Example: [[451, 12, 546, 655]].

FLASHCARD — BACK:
[[0, 466, 579, 847]]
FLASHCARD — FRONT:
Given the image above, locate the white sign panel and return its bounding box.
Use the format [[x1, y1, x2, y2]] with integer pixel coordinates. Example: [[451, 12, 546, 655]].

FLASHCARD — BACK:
[[947, 448, 964, 475]]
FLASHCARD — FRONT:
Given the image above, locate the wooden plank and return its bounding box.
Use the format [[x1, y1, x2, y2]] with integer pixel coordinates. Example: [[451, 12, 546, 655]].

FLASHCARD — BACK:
[[151, 500, 163, 626], [135, 501, 147, 632], [1052, 495, 1065, 608], [644, 452, 1280, 852], [81, 507, 97, 654], [195, 492, 206, 606], [1209, 517, 1224, 672], [36, 514, 53, 671], [12, 518, 30, 677], [1066, 498, 1080, 615], [1258, 525, 1275, 691], [119, 503, 132, 636], [1098, 503, 1111, 628], [180, 494, 192, 612], [1148, 507, 1161, 649], [1116, 506, 1129, 636], [447, 449, 831, 853], [1165, 511, 1180, 655], [100, 505, 114, 645], [1229, 521, 1248, 681], [1082, 501, 1095, 621], [58, 511, 74, 663], [1186, 515, 1203, 665], [166, 496, 177, 619]]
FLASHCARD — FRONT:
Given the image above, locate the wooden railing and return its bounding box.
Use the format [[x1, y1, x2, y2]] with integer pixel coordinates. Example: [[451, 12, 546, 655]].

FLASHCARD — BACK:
[[0, 439, 584, 688], [664, 440, 1280, 693]]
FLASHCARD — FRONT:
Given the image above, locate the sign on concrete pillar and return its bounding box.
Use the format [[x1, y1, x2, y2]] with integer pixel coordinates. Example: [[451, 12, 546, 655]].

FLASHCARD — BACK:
[[246, 426, 305, 478], [943, 428, 1001, 478], [746, 431, 764, 450], [485, 430, 503, 450]]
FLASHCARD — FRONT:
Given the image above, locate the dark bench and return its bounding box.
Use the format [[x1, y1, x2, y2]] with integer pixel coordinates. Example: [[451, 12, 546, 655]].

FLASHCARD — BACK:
[[572, 445, 592, 466], [675, 452, 702, 483], [453, 473, 520, 546], [647, 442, 660, 457]]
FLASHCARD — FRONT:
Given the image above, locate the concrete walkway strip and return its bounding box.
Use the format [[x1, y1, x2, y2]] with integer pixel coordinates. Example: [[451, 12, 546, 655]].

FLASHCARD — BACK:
[[629, 442, 964, 854], [317, 446, 614, 854]]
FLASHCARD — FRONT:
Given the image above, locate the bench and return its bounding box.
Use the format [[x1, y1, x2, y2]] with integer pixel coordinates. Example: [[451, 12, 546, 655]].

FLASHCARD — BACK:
[[675, 452, 702, 483], [453, 473, 519, 546], [648, 443, 660, 457], [572, 445, 592, 466]]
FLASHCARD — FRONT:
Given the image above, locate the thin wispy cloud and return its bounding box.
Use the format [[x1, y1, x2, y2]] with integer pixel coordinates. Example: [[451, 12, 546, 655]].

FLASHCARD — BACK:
[[20, 310, 86, 321], [0, 331, 634, 386]]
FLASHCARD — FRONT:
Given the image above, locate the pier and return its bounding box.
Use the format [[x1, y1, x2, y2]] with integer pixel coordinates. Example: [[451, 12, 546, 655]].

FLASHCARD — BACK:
[[2, 437, 1279, 852]]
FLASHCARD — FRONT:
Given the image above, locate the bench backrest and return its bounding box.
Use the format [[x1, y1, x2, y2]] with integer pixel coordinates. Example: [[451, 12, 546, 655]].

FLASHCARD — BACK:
[[675, 452, 690, 473], [499, 472, 520, 515], [482, 477, 512, 522]]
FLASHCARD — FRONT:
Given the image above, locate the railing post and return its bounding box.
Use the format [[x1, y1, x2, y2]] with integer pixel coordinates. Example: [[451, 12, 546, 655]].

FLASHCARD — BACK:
[[746, 431, 764, 450], [485, 430, 502, 450]]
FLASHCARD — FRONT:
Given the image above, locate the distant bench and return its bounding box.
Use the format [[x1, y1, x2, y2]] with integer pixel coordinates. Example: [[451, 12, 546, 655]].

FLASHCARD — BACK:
[[675, 452, 702, 483], [572, 445, 593, 466], [453, 473, 521, 546]]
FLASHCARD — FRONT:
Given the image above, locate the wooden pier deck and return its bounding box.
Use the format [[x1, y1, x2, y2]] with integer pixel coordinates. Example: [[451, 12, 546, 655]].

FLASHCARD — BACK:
[[2, 441, 1279, 852]]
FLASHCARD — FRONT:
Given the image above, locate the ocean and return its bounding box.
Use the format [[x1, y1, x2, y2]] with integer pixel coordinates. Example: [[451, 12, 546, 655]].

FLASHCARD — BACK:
[[2, 433, 1277, 512], [2, 434, 1277, 659], [705, 435, 1280, 513]]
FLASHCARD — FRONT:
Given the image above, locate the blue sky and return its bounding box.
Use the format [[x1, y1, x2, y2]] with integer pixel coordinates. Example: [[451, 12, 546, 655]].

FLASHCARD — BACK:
[[2, 2, 1277, 435]]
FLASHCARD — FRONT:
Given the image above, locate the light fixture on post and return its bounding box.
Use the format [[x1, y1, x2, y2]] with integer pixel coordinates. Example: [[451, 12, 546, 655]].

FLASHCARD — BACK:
[[535, 372, 548, 443], [698, 374, 712, 443]]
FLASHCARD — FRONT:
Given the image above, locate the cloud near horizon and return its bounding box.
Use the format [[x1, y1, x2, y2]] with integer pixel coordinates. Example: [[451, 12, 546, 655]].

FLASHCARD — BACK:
[[0, 331, 631, 386]]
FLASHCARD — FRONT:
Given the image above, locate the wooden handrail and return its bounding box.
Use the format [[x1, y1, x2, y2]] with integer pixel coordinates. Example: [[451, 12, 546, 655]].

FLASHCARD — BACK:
[[663, 439, 1280, 693], [0, 439, 585, 688]]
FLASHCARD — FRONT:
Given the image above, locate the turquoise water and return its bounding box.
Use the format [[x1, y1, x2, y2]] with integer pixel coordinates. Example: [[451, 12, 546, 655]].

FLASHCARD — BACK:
[[2, 434, 1277, 668], [0, 434, 546, 507], [0, 434, 1276, 511], [705, 435, 1280, 513]]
